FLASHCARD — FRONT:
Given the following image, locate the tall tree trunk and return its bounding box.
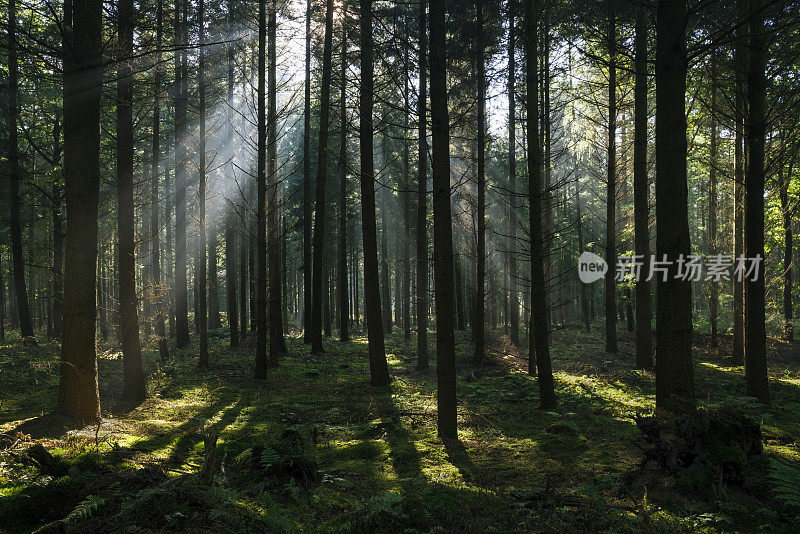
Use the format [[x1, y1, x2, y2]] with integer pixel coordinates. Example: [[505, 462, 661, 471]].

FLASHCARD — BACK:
[[324, 264, 332, 336], [354, 243, 360, 327], [542, 7, 552, 327], [117, 0, 146, 402], [576, 178, 590, 332], [731, 139, 744, 365], [604, 0, 618, 354], [208, 227, 220, 329], [360, 0, 390, 386], [7, 0, 34, 339], [380, 140, 393, 335], [732, 19, 745, 365], [151, 0, 168, 359], [309, 0, 336, 354], [57, 0, 103, 422], [338, 2, 350, 342], [525, 0, 555, 409], [402, 20, 412, 343], [240, 217, 248, 335], [254, 0, 269, 377], [430, 0, 457, 436], [394, 247, 401, 331], [456, 255, 466, 330], [633, 5, 651, 368], [226, 0, 239, 348], [165, 169, 175, 340], [267, 0, 284, 361], [780, 158, 794, 341], [416, 0, 429, 370], [302, 0, 313, 342], [655, 0, 694, 413], [708, 52, 719, 347], [507, 1, 519, 346], [282, 211, 289, 333], [249, 224, 256, 331], [52, 119, 64, 340], [473, 0, 486, 365], [197, 0, 209, 368], [226, 214, 239, 346], [744, 0, 769, 403], [174, 0, 189, 348], [0, 250, 4, 341]]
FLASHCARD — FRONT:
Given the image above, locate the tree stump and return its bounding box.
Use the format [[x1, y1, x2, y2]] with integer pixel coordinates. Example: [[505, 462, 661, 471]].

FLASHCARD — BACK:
[[199, 433, 218, 485]]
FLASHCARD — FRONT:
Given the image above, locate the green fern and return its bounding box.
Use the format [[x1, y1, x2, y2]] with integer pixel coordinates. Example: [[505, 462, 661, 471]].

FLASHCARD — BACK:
[[769, 459, 800, 509], [260, 446, 281, 470], [64, 495, 105, 525]]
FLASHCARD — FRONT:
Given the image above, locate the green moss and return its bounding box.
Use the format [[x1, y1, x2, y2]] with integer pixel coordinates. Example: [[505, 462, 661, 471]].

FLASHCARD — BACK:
[[2, 329, 799, 532], [0, 476, 83, 533]]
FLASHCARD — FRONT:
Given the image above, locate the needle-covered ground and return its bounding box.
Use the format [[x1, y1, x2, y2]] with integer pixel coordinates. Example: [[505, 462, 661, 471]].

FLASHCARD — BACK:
[[1, 326, 800, 532]]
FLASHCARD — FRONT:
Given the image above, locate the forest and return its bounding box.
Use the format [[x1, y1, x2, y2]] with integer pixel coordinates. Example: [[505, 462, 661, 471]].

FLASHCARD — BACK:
[[1, 0, 800, 530]]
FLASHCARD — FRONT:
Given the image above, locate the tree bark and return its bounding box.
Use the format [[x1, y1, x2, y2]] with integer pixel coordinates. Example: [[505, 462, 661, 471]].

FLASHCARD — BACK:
[[7, 0, 35, 339], [604, 0, 618, 354], [526, 0, 555, 409], [151, 0, 169, 360], [165, 169, 174, 340], [361, 0, 391, 386], [310, 0, 336, 354], [507, 1, 519, 346], [416, 0, 429, 370], [302, 0, 313, 343], [402, 18, 412, 343], [473, 0, 486, 365], [267, 0, 284, 361], [780, 159, 793, 341], [226, 0, 239, 348], [576, 178, 590, 333], [117, 0, 146, 402], [380, 137, 393, 335], [542, 8, 552, 328], [633, 4, 651, 369], [430, 0, 457, 436], [708, 52, 719, 347], [240, 214, 248, 335], [226, 213, 239, 346], [174, 0, 189, 348], [744, 0, 769, 403], [254, 0, 269, 377], [52, 119, 64, 340], [57, 0, 103, 422], [732, 22, 745, 365], [249, 222, 256, 331], [0, 250, 4, 341], [198, 0, 209, 369], [654, 0, 695, 414], [338, 2, 350, 342], [208, 227, 220, 330]]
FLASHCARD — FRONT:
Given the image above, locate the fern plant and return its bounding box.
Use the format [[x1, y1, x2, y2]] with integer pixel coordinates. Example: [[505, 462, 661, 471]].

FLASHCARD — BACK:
[[64, 495, 105, 525], [769, 459, 800, 509], [260, 446, 281, 470]]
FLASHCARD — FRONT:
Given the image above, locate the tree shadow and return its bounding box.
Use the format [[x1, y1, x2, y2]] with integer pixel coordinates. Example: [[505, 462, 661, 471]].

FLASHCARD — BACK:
[[8, 413, 84, 440], [124, 392, 244, 467], [442, 437, 479, 483]]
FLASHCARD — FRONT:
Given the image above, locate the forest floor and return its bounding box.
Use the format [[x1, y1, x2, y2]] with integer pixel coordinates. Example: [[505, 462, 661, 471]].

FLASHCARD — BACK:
[[1, 325, 800, 532]]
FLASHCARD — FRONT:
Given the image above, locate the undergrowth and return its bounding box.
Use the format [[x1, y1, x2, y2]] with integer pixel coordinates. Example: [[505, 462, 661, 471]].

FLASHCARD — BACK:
[[1, 327, 799, 532]]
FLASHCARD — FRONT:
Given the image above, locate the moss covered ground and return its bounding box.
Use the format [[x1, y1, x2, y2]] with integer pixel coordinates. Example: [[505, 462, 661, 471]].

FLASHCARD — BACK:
[[1, 326, 800, 532]]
